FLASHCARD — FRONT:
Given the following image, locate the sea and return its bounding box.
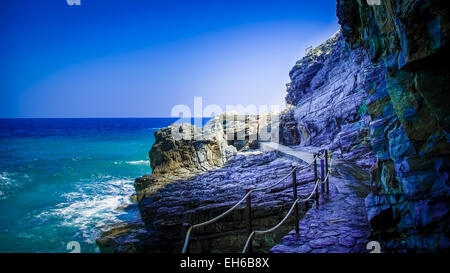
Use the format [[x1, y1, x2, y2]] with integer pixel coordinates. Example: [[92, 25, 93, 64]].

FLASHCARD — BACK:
[[0, 118, 209, 253]]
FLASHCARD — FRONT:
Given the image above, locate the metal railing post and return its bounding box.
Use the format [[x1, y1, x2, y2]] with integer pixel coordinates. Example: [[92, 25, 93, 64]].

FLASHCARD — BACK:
[[314, 154, 319, 207], [246, 189, 253, 253], [292, 167, 299, 234], [325, 150, 329, 194], [321, 157, 325, 194]]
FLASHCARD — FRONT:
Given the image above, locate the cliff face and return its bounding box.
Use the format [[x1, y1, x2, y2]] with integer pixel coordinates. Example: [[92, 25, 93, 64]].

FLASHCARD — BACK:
[[336, 0, 449, 251], [149, 113, 276, 177], [149, 119, 237, 177], [280, 0, 449, 252], [281, 31, 379, 167], [135, 114, 275, 202]]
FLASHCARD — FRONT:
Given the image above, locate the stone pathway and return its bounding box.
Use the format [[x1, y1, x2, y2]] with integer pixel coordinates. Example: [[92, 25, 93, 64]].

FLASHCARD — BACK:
[[260, 142, 315, 165], [270, 161, 372, 253]]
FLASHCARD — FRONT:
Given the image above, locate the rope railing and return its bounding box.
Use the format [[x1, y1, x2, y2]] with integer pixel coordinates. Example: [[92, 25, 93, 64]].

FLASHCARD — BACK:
[[181, 149, 332, 253], [252, 154, 319, 192], [241, 178, 321, 253]]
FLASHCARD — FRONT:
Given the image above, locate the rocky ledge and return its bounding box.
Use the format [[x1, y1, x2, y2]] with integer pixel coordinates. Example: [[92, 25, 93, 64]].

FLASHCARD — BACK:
[[97, 113, 308, 253], [98, 150, 319, 253]]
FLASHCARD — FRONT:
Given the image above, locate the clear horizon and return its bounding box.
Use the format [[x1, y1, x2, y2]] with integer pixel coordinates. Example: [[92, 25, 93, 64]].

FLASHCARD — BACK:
[[0, 0, 338, 118]]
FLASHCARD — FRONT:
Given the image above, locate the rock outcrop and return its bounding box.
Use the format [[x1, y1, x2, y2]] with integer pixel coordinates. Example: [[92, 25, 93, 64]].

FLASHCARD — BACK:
[[132, 117, 237, 203], [149, 117, 237, 177], [336, 0, 449, 252], [280, 31, 378, 168], [134, 113, 277, 202], [99, 151, 318, 253], [98, 113, 297, 253]]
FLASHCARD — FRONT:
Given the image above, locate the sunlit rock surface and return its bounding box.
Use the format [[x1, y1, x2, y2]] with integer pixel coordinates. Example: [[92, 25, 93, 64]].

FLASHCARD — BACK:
[[149, 117, 237, 177], [280, 32, 378, 168], [135, 113, 276, 203]]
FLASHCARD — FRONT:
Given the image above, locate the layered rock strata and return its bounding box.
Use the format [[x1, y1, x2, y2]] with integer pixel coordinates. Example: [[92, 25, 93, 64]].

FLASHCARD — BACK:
[[99, 151, 318, 253], [98, 113, 298, 253], [336, 0, 449, 252], [280, 32, 379, 168]]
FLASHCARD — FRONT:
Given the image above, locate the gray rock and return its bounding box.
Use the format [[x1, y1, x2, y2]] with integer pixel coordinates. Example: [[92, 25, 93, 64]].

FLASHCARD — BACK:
[[280, 32, 377, 168]]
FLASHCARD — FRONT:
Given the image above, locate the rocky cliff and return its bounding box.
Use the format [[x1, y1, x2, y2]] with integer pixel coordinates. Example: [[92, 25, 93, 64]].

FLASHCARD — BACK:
[[280, 31, 379, 168], [335, 0, 449, 252], [98, 0, 449, 253], [97, 113, 303, 253], [134, 113, 276, 202], [279, 0, 449, 252]]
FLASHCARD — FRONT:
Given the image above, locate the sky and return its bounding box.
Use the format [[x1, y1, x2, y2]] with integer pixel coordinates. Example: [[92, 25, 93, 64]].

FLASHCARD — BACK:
[[0, 0, 339, 118]]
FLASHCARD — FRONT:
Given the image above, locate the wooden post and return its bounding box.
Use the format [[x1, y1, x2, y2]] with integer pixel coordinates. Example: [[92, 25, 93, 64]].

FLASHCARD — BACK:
[[314, 154, 319, 207], [325, 150, 329, 195], [292, 167, 299, 234], [246, 189, 253, 253], [321, 158, 325, 193]]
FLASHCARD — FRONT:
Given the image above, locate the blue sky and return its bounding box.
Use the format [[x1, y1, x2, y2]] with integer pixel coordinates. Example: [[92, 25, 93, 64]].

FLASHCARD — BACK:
[[0, 0, 339, 118]]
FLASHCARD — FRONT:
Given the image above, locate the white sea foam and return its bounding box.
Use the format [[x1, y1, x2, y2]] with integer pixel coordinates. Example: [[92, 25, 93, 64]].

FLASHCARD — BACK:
[[125, 160, 149, 165], [38, 177, 136, 244], [0, 172, 17, 200]]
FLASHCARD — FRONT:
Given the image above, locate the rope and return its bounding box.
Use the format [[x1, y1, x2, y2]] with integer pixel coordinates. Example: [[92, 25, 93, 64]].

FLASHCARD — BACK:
[[182, 190, 252, 253], [181, 151, 328, 253], [253, 154, 318, 192], [241, 178, 321, 253]]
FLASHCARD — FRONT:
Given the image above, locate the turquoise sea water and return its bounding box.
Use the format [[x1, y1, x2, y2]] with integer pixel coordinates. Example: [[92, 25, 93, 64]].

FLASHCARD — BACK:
[[0, 118, 208, 253]]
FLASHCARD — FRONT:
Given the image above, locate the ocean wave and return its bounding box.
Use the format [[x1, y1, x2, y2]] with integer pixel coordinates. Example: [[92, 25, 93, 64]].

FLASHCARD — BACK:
[[0, 172, 30, 201], [0, 172, 13, 200], [125, 160, 149, 165], [0, 172, 11, 184], [37, 178, 137, 244]]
